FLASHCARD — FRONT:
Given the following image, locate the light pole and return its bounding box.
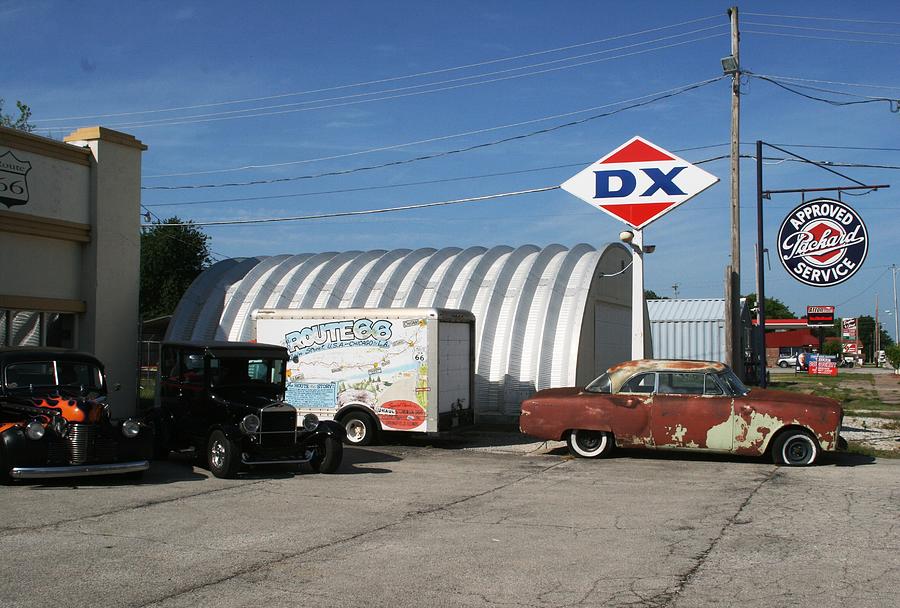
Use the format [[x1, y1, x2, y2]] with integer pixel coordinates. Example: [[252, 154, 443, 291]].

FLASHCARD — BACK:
[[620, 229, 655, 360], [892, 264, 898, 344]]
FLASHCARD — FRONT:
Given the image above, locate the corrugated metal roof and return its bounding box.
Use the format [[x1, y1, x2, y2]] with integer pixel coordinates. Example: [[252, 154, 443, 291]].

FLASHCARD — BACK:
[[646, 298, 725, 322], [166, 243, 632, 420]]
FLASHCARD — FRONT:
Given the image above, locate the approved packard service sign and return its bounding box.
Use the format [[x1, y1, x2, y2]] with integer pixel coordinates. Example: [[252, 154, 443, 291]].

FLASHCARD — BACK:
[[777, 198, 868, 287]]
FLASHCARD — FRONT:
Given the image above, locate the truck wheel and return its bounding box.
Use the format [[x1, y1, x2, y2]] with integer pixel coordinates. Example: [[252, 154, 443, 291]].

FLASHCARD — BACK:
[[342, 412, 378, 446], [309, 437, 343, 474], [207, 430, 241, 478], [0, 449, 11, 485]]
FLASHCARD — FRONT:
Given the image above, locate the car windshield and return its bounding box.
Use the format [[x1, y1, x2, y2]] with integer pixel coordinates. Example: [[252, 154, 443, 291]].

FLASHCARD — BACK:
[[717, 369, 750, 396], [5, 360, 103, 392], [584, 372, 612, 394], [209, 357, 285, 387]]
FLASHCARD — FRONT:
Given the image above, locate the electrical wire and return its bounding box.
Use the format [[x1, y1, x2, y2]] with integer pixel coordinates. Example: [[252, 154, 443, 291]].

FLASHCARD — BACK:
[[39, 14, 721, 123], [754, 74, 900, 93], [140, 186, 560, 227], [78, 25, 726, 131], [749, 75, 900, 111], [72, 32, 727, 132], [743, 12, 900, 26], [141, 76, 725, 190], [836, 267, 892, 307], [743, 21, 900, 38], [744, 29, 900, 46], [144, 77, 725, 179]]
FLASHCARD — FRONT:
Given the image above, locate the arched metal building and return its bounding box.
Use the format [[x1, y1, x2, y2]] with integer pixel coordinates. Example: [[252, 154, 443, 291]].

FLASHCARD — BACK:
[[166, 243, 638, 421]]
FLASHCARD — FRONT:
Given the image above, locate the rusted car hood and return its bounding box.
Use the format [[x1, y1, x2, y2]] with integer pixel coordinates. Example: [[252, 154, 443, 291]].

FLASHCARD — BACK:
[[742, 388, 840, 410]]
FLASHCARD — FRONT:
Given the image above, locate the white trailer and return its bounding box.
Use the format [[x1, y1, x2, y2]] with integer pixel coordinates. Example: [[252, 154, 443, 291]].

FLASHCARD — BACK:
[[253, 308, 475, 445]]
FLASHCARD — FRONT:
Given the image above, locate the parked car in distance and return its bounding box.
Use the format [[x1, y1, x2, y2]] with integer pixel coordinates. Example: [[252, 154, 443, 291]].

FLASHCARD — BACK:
[[0, 348, 152, 482], [520, 359, 844, 466], [151, 341, 345, 478], [776, 354, 798, 368]]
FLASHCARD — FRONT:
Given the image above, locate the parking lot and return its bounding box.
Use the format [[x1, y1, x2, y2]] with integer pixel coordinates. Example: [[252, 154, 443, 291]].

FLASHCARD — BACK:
[[1, 438, 898, 608]]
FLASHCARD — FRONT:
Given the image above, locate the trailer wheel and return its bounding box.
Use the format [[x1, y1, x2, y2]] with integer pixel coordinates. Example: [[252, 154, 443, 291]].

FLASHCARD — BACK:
[[342, 412, 378, 446]]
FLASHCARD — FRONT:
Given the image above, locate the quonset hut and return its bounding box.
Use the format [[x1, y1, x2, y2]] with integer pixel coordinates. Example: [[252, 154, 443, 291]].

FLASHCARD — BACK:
[[166, 243, 642, 422]]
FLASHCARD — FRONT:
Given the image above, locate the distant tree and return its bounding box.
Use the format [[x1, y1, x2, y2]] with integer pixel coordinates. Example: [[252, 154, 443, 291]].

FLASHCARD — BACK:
[[0, 98, 35, 132], [821, 340, 842, 356], [644, 289, 669, 300], [743, 294, 795, 319], [886, 344, 900, 370], [140, 217, 211, 320], [857, 315, 895, 360]]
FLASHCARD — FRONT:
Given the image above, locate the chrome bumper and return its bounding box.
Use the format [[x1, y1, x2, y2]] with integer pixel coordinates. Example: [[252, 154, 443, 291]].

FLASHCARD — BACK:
[[10, 460, 150, 479]]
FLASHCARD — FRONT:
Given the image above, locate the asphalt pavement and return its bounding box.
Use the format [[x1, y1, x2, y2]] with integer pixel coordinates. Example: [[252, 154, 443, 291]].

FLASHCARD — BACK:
[[0, 440, 897, 608]]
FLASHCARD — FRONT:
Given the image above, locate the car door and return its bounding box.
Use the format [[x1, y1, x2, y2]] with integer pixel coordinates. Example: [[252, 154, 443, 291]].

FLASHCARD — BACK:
[[649, 372, 734, 451], [608, 371, 655, 448]]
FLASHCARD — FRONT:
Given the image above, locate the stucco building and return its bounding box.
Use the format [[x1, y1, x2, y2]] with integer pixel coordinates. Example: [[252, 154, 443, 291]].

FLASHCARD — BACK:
[[0, 126, 145, 415]]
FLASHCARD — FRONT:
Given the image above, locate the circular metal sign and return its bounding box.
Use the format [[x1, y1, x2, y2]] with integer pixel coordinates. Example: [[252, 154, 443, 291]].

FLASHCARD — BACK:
[[777, 198, 868, 287]]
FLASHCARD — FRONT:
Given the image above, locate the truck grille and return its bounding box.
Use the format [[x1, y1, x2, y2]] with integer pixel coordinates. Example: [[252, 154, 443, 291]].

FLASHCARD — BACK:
[[259, 410, 297, 447], [64, 424, 117, 464]]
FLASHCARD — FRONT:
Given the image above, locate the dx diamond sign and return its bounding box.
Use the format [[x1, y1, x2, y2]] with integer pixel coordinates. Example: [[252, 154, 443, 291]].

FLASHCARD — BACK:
[[561, 136, 719, 229]]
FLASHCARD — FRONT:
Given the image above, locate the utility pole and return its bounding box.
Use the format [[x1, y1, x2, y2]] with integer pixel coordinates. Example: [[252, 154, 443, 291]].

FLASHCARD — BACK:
[[724, 6, 742, 377], [875, 293, 880, 364], [892, 264, 898, 344]]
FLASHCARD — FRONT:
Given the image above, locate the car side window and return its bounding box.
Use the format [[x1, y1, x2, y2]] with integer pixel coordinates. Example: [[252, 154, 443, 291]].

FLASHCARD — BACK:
[[180, 351, 205, 386], [657, 372, 705, 395], [620, 372, 655, 394], [704, 374, 724, 395]]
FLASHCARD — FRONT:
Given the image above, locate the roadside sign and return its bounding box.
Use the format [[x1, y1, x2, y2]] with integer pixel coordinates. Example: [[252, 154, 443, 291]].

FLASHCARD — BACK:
[[808, 354, 838, 377], [807, 306, 835, 327], [560, 136, 719, 229], [777, 198, 868, 287]]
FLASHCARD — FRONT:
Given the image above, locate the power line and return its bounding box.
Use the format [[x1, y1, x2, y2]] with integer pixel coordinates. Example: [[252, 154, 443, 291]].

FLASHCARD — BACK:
[[743, 21, 900, 38], [38, 14, 721, 123], [744, 29, 900, 46], [749, 75, 900, 111], [74, 32, 727, 132], [743, 12, 900, 26], [755, 74, 900, 93], [143, 150, 900, 210], [141, 186, 560, 227], [144, 78, 725, 179], [140, 76, 725, 190], [84, 25, 726, 131]]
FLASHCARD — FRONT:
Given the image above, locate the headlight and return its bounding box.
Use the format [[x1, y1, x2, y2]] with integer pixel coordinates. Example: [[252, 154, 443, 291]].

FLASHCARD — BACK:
[[121, 419, 141, 438], [240, 414, 260, 434], [50, 415, 69, 438], [25, 420, 46, 440], [302, 413, 319, 431]]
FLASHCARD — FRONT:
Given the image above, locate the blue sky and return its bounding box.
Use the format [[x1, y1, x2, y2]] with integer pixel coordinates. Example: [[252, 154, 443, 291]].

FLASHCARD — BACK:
[[6, 1, 900, 326]]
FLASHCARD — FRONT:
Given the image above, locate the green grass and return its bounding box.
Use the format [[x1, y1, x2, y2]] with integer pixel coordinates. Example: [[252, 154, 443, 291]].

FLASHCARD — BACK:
[[846, 441, 900, 459], [768, 374, 888, 412]]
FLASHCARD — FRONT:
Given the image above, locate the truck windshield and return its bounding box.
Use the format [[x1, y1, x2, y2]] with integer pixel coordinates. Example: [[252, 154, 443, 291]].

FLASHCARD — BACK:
[[209, 357, 285, 386], [5, 360, 103, 392]]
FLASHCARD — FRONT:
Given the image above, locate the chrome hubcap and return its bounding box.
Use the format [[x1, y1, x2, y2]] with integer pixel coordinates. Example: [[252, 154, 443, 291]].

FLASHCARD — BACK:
[[210, 440, 226, 468], [346, 420, 366, 443]]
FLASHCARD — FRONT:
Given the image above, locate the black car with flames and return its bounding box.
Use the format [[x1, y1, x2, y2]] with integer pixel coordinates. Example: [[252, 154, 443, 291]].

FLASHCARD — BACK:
[[0, 348, 152, 482], [152, 341, 345, 478]]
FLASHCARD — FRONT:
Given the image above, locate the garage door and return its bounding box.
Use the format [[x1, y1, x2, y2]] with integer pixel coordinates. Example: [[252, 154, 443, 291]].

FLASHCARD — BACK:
[[595, 302, 630, 376]]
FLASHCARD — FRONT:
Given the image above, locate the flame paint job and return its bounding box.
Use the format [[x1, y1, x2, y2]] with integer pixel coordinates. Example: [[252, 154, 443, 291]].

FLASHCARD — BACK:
[[520, 359, 842, 458]]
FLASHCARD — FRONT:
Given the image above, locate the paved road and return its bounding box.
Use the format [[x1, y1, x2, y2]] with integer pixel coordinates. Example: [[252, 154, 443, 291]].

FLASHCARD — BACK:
[[1, 443, 897, 608]]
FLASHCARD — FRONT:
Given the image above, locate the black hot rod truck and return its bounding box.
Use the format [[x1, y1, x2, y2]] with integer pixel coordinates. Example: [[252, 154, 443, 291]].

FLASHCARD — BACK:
[[151, 341, 345, 478], [0, 348, 152, 482]]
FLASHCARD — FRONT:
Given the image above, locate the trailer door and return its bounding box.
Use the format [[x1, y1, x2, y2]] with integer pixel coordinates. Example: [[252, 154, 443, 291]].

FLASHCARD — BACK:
[[437, 321, 473, 429]]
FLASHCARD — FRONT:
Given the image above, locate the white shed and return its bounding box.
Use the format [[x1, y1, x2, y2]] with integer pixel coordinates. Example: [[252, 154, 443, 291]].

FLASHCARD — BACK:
[[166, 243, 641, 422]]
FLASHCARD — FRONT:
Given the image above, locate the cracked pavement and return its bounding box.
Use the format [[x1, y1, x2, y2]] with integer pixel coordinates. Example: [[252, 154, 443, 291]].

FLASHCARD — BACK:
[[0, 445, 897, 607]]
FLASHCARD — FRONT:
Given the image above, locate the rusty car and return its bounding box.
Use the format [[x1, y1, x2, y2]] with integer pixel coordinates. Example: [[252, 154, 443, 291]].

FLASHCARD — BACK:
[[519, 360, 844, 466], [0, 348, 153, 482]]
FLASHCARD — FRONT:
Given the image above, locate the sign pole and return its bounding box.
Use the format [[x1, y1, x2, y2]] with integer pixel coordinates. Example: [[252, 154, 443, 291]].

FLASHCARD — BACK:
[[631, 228, 645, 360]]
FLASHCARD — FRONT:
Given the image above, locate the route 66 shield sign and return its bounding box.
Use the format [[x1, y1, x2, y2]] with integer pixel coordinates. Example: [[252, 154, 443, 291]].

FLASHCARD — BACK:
[[0, 150, 32, 208]]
